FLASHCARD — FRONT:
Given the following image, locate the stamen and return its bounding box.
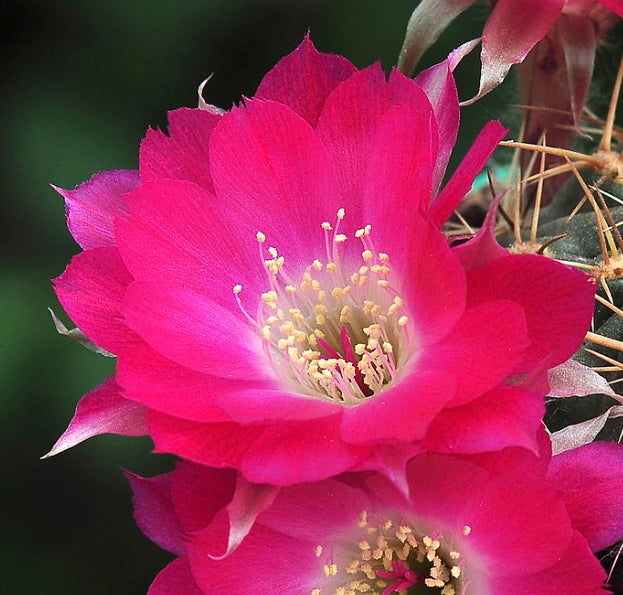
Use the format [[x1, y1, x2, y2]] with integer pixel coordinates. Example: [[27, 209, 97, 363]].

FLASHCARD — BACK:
[[238, 211, 414, 405], [316, 512, 465, 594]]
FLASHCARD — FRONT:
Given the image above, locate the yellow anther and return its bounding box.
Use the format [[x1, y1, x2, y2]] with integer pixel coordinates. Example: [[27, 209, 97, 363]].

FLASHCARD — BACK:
[[463, 525, 471, 536], [398, 315, 409, 327], [233, 284, 242, 294], [326, 262, 337, 273], [261, 326, 271, 340], [285, 284, 297, 293], [316, 313, 326, 325], [268, 246, 278, 258], [321, 221, 332, 230], [362, 249, 373, 261], [315, 545, 323, 557], [256, 231, 266, 243], [335, 234, 347, 243], [451, 566, 461, 578], [340, 306, 351, 323], [337, 208, 345, 219], [377, 279, 389, 288], [312, 259, 323, 271], [379, 253, 389, 262]]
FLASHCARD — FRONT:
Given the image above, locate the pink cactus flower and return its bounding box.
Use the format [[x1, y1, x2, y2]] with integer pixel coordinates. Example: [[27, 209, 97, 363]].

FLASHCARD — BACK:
[[128, 440, 623, 594], [49, 38, 595, 487]]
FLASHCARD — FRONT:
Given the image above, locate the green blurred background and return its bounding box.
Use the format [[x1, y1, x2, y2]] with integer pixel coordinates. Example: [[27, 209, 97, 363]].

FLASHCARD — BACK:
[[0, 1, 576, 592]]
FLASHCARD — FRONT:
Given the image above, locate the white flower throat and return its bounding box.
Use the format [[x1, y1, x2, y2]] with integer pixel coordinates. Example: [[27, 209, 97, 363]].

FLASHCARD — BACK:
[[234, 209, 412, 404]]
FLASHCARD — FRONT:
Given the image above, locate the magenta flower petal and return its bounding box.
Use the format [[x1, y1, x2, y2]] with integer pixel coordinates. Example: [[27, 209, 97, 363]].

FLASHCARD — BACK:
[[207, 476, 280, 560], [430, 120, 507, 227], [459, 424, 552, 477], [212, 388, 343, 423], [259, 478, 373, 540], [493, 532, 607, 594], [414, 59, 460, 193], [416, 300, 529, 406], [118, 345, 266, 422], [459, 475, 573, 576], [209, 99, 339, 261], [452, 196, 509, 270], [339, 371, 456, 443], [423, 385, 544, 454], [399, 213, 467, 346], [315, 64, 387, 198], [115, 179, 264, 304], [148, 414, 265, 469], [149, 558, 204, 595], [548, 442, 623, 552], [126, 469, 185, 556], [255, 34, 357, 127], [170, 463, 237, 532], [598, 0, 623, 14], [44, 376, 147, 457], [361, 103, 435, 244], [54, 247, 139, 354], [189, 512, 322, 594], [475, 0, 565, 102], [139, 108, 221, 194], [122, 281, 267, 379], [466, 254, 597, 372], [53, 169, 137, 250], [240, 416, 372, 485]]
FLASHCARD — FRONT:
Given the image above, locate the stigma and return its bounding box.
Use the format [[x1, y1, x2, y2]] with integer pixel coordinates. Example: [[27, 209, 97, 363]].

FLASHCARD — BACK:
[[234, 209, 413, 405]]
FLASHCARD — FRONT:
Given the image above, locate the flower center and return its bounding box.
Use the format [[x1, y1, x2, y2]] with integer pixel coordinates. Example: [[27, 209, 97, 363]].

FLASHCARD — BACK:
[[234, 209, 412, 405], [312, 511, 467, 595]]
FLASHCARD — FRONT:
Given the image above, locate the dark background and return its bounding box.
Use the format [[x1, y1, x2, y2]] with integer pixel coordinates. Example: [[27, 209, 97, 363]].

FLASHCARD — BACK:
[[4, 1, 618, 593]]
